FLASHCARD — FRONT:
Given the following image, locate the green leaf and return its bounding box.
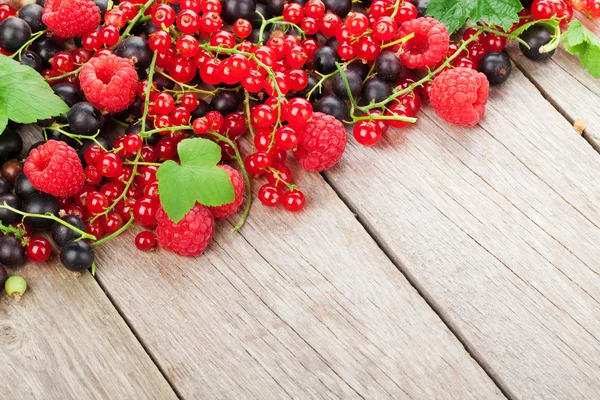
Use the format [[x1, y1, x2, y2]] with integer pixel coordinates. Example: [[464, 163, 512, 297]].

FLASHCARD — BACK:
[[0, 98, 7, 135], [427, 0, 522, 33], [0, 55, 69, 126], [156, 138, 235, 223], [562, 21, 600, 78]]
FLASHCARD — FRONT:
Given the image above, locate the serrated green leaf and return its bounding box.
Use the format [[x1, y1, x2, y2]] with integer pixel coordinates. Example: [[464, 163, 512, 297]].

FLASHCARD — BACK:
[[562, 20, 600, 78], [156, 138, 235, 223], [427, 0, 522, 33], [0, 98, 7, 135], [0, 55, 69, 125]]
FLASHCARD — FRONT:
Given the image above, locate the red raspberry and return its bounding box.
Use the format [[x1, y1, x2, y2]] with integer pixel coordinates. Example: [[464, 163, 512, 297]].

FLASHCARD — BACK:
[[155, 204, 215, 257], [293, 112, 347, 171], [399, 17, 449, 70], [429, 67, 489, 127], [208, 165, 245, 220], [79, 54, 138, 112], [42, 0, 100, 38], [23, 140, 85, 198]]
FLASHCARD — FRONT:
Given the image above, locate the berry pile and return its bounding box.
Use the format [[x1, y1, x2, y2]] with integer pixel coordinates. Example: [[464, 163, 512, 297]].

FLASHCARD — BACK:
[[0, 0, 592, 285]]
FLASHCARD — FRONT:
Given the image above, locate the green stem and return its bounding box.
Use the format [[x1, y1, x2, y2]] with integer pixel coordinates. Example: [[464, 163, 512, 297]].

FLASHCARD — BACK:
[[141, 51, 158, 132], [92, 215, 134, 247], [46, 65, 83, 81], [115, 0, 156, 46], [124, 160, 161, 166], [158, 71, 219, 95], [209, 131, 251, 232], [244, 90, 256, 139], [0, 203, 95, 240], [381, 32, 414, 49], [45, 126, 105, 148], [9, 30, 47, 59]]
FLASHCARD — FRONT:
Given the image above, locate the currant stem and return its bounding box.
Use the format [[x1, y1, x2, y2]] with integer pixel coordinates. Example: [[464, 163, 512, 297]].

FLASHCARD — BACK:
[[46, 65, 83, 81], [0, 202, 96, 240], [116, 0, 156, 46], [244, 90, 256, 139], [92, 214, 134, 247], [9, 30, 47, 59], [141, 50, 158, 132]]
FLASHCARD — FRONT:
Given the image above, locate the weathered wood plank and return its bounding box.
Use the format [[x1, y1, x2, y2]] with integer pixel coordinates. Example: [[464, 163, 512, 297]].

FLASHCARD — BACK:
[[506, 15, 600, 146], [324, 67, 600, 399], [87, 159, 504, 398], [0, 262, 178, 399]]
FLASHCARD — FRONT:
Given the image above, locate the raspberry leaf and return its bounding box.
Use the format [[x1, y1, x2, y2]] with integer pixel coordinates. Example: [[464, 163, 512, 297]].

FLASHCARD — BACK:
[[562, 21, 600, 78], [427, 0, 522, 33], [0, 55, 69, 133], [156, 138, 235, 223]]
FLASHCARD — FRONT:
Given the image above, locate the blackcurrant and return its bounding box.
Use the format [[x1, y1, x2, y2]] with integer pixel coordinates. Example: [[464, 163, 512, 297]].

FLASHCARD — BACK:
[[18, 4, 44, 32], [211, 92, 239, 116], [415, 0, 430, 17], [519, 25, 555, 61], [247, 27, 271, 43], [346, 61, 371, 81], [266, 0, 285, 16], [375, 51, 403, 82], [19, 50, 43, 72], [14, 173, 40, 199], [60, 240, 95, 272], [93, 0, 108, 16], [222, 0, 256, 25], [295, 75, 324, 101], [67, 102, 102, 135], [0, 17, 31, 53], [52, 215, 86, 247], [27, 141, 45, 155], [478, 52, 512, 85], [361, 77, 392, 105], [132, 21, 160, 37], [0, 177, 9, 195], [332, 70, 362, 100], [154, 73, 176, 90], [2, 159, 23, 184], [0, 235, 26, 268], [23, 192, 59, 231], [251, 3, 273, 28], [313, 46, 339, 74], [323, 0, 352, 17], [52, 83, 83, 108], [29, 35, 61, 68], [324, 36, 339, 53], [314, 95, 349, 121], [116, 36, 152, 69], [520, 0, 533, 8], [191, 99, 212, 120], [0, 128, 23, 164]]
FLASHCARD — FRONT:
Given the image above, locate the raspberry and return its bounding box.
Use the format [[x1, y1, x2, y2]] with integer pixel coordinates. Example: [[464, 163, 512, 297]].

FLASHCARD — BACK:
[[293, 112, 347, 171], [155, 204, 215, 257], [429, 67, 489, 127], [208, 165, 245, 220], [79, 54, 138, 113], [42, 0, 100, 38], [23, 140, 85, 198], [399, 17, 449, 70]]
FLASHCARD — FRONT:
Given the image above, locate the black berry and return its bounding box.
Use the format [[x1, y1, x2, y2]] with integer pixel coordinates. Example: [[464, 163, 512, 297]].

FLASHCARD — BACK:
[[191, 99, 212, 120], [361, 77, 393, 105], [314, 95, 349, 121], [0, 235, 26, 268], [333, 70, 362, 100], [14, 173, 40, 199], [324, 36, 339, 53], [266, 0, 285, 16], [313, 46, 339, 74], [52, 215, 86, 247], [478, 52, 512, 85], [211, 92, 239, 116], [53, 83, 84, 107], [222, 0, 256, 25], [251, 3, 272, 28], [116, 36, 152, 69], [28, 35, 61, 68], [295, 75, 325, 101], [0, 177, 10, 195], [2, 159, 23, 184], [519, 25, 555, 61], [23, 192, 59, 231], [0, 265, 7, 287], [346, 61, 371, 80], [0, 128, 23, 165], [375, 51, 403, 82], [60, 240, 95, 272], [18, 4, 44, 32], [0, 17, 31, 53], [19, 50, 43, 72], [67, 102, 102, 135], [323, 0, 352, 17]]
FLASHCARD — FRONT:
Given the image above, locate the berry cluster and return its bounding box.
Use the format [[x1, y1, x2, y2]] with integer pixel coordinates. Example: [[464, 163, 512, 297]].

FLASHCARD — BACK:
[[0, 0, 585, 283]]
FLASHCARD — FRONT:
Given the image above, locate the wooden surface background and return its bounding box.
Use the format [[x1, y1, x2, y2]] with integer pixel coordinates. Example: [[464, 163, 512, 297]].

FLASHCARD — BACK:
[[2, 15, 600, 400]]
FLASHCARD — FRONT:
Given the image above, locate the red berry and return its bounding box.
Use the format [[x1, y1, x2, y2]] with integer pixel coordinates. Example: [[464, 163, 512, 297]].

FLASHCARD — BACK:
[[99, 25, 120, 47], [152, 92, 175, 115], [102, 211, 123, 234], [394, 2, 418, 24], [97, 152, 123, 178], [283, 3, 304, 23], [372, 17, 397, 42], [266, 165, 293, 189], [244, 152, 272, 175], [282, 190, 305, 212], [275, 126, 300, 150], [135, 231, 157, 251], [345, 12, 369, 36], [169, 56, 196, 83], [482, 33, 507, 52], [258, 184, 281, 207], [353, 121, 382, 146], [123, 134, 143, 153], [531, 0, 555, 20], [180, 93, 199, 112], [320, 13, 341, 36], [176, 35, 199, 58], [26, 237, 52, 263], [133, 197, 159, 226], [177, 9, 201, 34], [284, 98, 313, 128], [87, 192, 109, 214], [233, 18, 252, 38], [149, 30, 172, 53], [251, 104, 277, 128]]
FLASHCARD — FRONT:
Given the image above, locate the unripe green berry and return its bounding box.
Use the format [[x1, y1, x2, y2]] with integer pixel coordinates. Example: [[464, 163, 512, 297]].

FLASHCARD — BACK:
[[5, 275, 27, 300]]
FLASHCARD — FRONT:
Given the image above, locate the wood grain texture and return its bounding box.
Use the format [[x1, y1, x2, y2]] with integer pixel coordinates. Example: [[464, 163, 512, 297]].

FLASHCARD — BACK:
[[506, 14, 600, 146], [0, 259, 178, 399], [324, 67, 600, 399], [86, 157, 504, 399], [1, 126, 179, 399]]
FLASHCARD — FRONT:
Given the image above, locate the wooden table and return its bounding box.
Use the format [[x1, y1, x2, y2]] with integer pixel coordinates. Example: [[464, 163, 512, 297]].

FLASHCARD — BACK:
[[2, 19, 600, 400]]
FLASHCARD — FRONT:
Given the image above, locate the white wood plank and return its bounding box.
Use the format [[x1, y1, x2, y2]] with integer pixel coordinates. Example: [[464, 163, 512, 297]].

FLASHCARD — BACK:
[[506, 14, 600, 146], [324, 67, 600, 399], [0, 262, 178, 399], [89, 162, 504, 399]]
